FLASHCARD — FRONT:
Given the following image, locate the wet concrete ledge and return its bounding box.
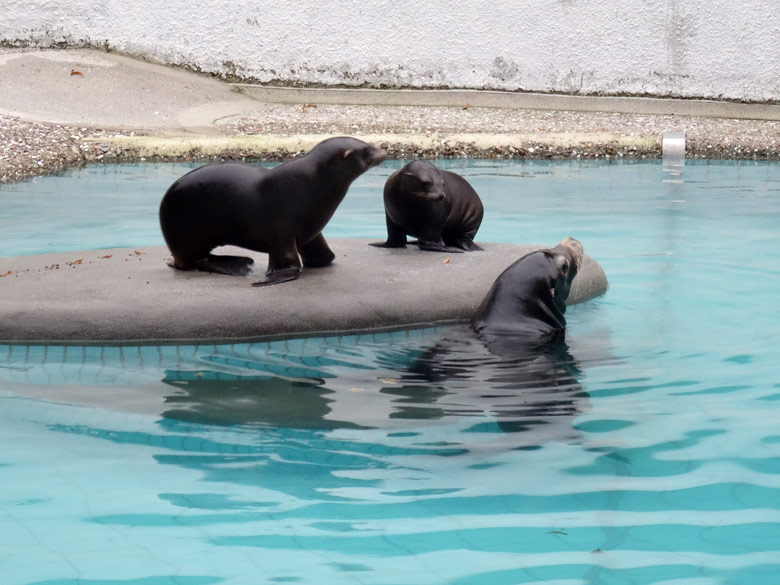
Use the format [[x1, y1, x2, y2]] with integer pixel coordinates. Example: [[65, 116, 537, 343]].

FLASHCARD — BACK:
[[0, 239, 607, 345]]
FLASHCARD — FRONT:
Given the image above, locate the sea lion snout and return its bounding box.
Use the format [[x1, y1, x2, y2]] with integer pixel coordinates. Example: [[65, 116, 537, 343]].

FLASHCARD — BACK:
[[411, 190, 445, 201], [367, 145, 388, 166], [556, 237, 584, 270]]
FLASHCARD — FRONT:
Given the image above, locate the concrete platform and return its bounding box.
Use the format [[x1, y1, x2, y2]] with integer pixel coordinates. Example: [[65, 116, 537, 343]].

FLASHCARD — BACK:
[[0, 239, 607, 344], [0, 48, 262, 132]]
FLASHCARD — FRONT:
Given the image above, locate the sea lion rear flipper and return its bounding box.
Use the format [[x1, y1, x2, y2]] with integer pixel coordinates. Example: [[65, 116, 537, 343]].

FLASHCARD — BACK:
[[194, 254, 255, 276]]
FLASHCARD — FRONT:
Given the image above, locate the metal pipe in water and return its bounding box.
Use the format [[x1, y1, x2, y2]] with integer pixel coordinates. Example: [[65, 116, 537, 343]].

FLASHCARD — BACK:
[[662, 131, 685, 183]]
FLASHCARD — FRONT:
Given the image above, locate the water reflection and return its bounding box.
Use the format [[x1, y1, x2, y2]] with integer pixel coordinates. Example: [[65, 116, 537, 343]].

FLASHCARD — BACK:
[[162, 374, 361, 430], [158, 326, 588, 449], [397, 328, 586, 438]]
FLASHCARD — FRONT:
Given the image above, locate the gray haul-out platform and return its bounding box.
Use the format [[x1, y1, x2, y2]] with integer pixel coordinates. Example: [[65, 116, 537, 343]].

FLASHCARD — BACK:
[[0, 239, 607, 344]]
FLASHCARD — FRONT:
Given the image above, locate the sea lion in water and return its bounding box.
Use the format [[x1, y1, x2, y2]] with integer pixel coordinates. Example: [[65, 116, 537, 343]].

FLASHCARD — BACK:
[[371, 160, 484, 253], [159, 136, 387, 286], [471, 237, 584, 341], [395, 237, 588, 439]]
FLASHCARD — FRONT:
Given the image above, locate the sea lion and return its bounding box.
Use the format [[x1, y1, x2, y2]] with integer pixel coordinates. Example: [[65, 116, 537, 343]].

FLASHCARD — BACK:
[[159, 137, 387, 286], [471, 237, 584, 341], [371, 160, 484, 253], [390, 237, 588, 440]]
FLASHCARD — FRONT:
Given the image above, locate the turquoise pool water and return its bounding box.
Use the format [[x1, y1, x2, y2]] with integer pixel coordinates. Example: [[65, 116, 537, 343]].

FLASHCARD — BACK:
[[1, 160, 779, 585]]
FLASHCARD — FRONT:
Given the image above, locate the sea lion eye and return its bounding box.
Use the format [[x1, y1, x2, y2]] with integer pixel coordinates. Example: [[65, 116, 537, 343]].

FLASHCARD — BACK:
[[559, 258, 569, 274]]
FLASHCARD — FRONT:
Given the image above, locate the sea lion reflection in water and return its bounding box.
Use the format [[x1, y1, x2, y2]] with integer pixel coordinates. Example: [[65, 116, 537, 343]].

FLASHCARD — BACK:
[[160, 238, 591, 447], [159, 137, 387, 286]]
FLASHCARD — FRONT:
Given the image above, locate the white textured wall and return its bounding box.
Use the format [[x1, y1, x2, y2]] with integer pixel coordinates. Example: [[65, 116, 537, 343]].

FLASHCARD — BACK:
[[2, 0, 778, 102]]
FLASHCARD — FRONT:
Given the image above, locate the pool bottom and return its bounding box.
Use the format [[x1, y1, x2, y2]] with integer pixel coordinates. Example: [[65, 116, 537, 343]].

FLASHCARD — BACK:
[[1, 326, 778, 585]]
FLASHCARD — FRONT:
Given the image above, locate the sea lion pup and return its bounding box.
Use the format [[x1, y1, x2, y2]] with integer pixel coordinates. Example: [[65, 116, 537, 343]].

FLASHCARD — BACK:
[[471, 237, 584, 342], [371, 160, 484, 253], [159, 137, 387, 286]]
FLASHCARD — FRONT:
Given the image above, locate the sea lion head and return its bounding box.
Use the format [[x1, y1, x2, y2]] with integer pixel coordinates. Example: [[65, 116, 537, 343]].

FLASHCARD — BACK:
[[471, 237, 584, 338], [315, 136, 387, 174], [340, 137, 387, 170], [401, 160, 447, 202]]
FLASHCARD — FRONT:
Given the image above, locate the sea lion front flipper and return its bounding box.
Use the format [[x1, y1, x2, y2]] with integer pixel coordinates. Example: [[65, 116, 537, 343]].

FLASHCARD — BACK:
[[251, 267, 302, 287], [193, 254, 255, 276], [300, 233, 335, 267], [369, 214, 408, 248], [252, 243, 302, 287], [451, 238, 484, 252], [417, 239, 465, 254]]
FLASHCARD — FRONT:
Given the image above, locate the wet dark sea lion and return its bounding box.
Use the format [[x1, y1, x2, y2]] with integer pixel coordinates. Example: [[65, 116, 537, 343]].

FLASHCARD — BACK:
[[371, 160, 484, 253], [397, 237, 588, 441], [159, 137, 387, 286], [471, 237, 584, 341]]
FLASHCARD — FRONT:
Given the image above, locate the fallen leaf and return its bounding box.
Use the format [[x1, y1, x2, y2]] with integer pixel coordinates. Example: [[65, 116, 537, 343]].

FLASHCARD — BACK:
[[0, 270, 12, 277], [302, 103, 318, 112], [133, 250, 144, 255], [68, 259, 83, 265], [100, 255, 112, 259], [443, 257, 451, 264], [462, 104, 469, 110], [70, 69, 84, 77], [378, 377, 399, 385]]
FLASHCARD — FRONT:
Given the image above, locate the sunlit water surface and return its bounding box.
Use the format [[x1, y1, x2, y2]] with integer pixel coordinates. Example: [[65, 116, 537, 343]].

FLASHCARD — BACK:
[[1, 160, 779, 585]]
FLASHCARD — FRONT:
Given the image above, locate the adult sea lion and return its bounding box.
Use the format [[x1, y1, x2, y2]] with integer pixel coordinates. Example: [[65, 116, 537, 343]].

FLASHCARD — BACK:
[[471, 237, 584, 341], [159, 137, 387, 286], [394, 237, 588, 441], [371, 160, 483, 253]]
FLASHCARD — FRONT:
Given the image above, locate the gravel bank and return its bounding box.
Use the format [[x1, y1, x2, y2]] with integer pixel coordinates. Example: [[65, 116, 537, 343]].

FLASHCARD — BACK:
[[2, 104, 779, 184], [0, 116, 134, 183]]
